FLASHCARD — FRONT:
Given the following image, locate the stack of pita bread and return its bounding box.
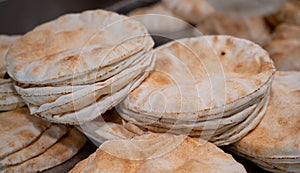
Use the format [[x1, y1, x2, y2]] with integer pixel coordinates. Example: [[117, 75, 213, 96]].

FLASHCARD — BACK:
[[264, 23, 300, 71], [162, 0, 214, 24], [0, 108, 87, 172], [0, 35, 24, 111], [77, 108, 145, 146], [128, 3, 189, 34], [117, 35, 276, 146], [5, 10, 155, 124], [266, 0, 300, 26], [195, 13, 271, 45], [228, 71, 300, 172], [69, 133, 246, 173]]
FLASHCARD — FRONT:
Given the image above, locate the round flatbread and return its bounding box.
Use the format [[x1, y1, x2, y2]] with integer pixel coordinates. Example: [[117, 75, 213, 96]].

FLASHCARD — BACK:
[[264, 23, 300, 71], [128, 3, 188, 34], [2, 127, 87, 172], [120, 35, 275, 121], [0, 124, 68, 166], [0, 35, 24, 111], [266, 0, 300, 26], [196, 13, 270, 45], [162, 0, 214, 24], [0, 108, 51, 158], [6, 10, 152, 85], [231, 71, 300, 159], [0, 35, 20, 77], [69, 133, 246, 173]]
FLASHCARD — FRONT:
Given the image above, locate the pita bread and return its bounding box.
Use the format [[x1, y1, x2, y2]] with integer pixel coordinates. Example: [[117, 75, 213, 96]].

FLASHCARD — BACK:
[[2, 127, 87, 172], [162, 0, 214, 24], [128, 3, 188, 34], [21, 51, 153, 115], [32, 56, 155, 124], [0, 108, 51, 158], [121, 36, 275, 120], [6, 10, 152, 85], [264, 23, 300, 71], [0, 124, 68, 166], [0, 35, 20, 78], [266, 0, 300, 26], [70, 133, 246, 173], [0, 81, 25, 111], [228, 71, 300, 172], [0, 35, 24, 111], [196, 13, 270, 44], [77, 108, 145, 146], [270, 23, 300, 40]]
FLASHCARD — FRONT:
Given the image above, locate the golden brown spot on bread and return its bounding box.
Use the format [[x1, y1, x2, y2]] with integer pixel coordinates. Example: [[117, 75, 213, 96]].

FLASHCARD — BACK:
[[277, 117, 288, 126], [147, 72, 173, 86], [63, 55, 79, 62]]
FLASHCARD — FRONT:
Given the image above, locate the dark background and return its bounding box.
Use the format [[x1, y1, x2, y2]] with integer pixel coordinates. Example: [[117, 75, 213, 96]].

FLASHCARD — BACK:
[[0, 0, 123, 34]]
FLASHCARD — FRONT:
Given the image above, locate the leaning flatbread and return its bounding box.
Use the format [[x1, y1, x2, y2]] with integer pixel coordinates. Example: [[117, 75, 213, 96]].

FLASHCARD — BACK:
[[2, 128, 87, 173], [70, 133, 246, 173], [0, 108, 51, 158]]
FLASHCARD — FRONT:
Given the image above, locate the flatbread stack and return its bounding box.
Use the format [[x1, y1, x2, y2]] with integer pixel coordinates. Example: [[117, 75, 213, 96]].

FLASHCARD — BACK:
[[77, 108, 146, 146], [69, 133, 246, 173], [0, 35, 24, 111], [0, 107, 87, 172], [195, 13, 271, 45], [162, 0, 214, 24], [266, 0, 300, 26], [128, 3, 189, 34], [264, 23, 300, 71], [117, 35, 275, 146], [5, 10, 155, 124], [227, 71, 300, 173]]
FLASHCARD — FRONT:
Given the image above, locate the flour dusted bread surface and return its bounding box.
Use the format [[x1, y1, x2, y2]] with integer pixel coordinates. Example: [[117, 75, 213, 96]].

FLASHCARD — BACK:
[[5, 9, 155, 124], [231, 72, 300, 159], [70, 133, 246, 173], [228, 71, 300, 172], [122, 36, 275, 119], [6, 10, 151, 85], [3, 128, 87, 173], [0, 124, 68, 166], [0, 108, 51, 158]]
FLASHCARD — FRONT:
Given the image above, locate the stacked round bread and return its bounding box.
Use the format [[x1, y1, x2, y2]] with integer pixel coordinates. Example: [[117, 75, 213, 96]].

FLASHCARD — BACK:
[[118, 35, 275, 146], [0, 108, 87, 172], [0, 35, 24, 111], [6, 10, 155, 124], [228, 72, 300, 172], [264, 23, 300, 71]]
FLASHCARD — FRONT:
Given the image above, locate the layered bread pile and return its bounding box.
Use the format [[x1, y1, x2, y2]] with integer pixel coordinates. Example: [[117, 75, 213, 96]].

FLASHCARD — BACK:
[[77, 108, 145, 146], [6, 10, 155, 125], [117, 35, 275, 146], [0, 35, 24, 111], [70, 133, 246, 173], [128, 3, 189, 34], [264, 23, 300, 71], [0, 108, 87, 172], [228, 72, 300, 172]]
